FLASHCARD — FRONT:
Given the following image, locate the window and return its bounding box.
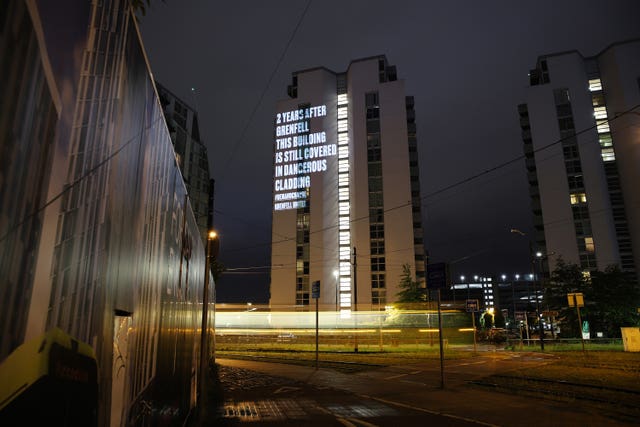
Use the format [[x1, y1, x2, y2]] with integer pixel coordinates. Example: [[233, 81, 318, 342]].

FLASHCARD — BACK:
[[599, 133, 613, 147], [371, 273, 385, 289], [593, 106, 607, 119], [371, 257, 385, 272], [591, 93, 605, 107], [570, 193, 587, 205], [368, 163, 382, 176], [563, 145, 579, 159], [369, 208, 384, 223], [366, 108, 380, 120], [370, 224, 384, 239], [601, 148, 615, 162], [370, 240, 385, 255], [367, 147, 381, 162], [596, 120, 610, 134], [365, 92, 379, 107], [567, 174, 584, 190], [554, 89, 570, 105], [585, 237, 595, 253], [588, 79, 602, 92], [368, 177, 382, 192], [558, 117, 574, 131]]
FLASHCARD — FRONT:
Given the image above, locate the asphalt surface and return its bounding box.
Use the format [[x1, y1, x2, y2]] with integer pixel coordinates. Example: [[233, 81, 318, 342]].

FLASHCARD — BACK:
[[207, 351, 635, 426]]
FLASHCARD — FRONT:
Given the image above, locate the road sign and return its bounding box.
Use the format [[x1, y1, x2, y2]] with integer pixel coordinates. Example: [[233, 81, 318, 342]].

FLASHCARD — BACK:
[[542, 310, 559, 317], [567, 292, 584, 307], [427, 262, 449, 290], [466, 299, 479, 312], [311, 280, 320, 299]]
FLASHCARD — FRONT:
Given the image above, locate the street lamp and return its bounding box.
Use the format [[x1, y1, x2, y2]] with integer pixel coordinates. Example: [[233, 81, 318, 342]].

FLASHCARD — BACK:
[[333, 269, 339, 312], [199, 229, 217, 406], [510, 228, 544, 351]]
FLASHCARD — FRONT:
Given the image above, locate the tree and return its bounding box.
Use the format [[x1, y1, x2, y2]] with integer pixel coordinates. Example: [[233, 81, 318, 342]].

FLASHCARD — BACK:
[[396, 264, 425, 303], [545, 258, 640, 338], [544, 257, 589, 338], [587, 266, 640, 337]]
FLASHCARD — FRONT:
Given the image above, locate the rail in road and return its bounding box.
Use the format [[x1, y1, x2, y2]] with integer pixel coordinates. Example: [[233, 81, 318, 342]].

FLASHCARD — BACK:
[[214, 355, 634, 427]]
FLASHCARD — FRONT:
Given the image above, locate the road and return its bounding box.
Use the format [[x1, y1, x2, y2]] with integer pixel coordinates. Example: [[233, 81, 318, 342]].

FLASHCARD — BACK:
[[211, 351, 634, 426]]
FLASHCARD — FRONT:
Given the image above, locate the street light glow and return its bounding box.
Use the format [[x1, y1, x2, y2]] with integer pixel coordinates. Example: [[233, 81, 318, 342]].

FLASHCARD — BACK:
[[208, 230, 218, 240]]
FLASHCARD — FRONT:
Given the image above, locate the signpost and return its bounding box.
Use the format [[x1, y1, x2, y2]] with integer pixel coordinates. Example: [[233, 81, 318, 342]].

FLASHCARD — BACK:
[[567, 292, 586, 353], [466, 299, 479, 353], [515, 311, 527, 348], [312, 280, 320, 369], [427, 262, 450, 389]]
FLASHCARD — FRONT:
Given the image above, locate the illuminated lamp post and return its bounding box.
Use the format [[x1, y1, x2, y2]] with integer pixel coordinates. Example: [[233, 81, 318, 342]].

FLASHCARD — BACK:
[[199, 230, 217, 406], [333, 269, 339, 312], [510, 228, 545, 351]]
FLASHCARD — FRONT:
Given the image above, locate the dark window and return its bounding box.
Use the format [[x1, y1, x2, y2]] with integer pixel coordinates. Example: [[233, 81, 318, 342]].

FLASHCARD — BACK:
[[365, 92, 379, 107]]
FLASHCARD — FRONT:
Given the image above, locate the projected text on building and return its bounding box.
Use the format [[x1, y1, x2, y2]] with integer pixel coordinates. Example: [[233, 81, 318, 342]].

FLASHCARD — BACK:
[[273, 104, 335, 211]]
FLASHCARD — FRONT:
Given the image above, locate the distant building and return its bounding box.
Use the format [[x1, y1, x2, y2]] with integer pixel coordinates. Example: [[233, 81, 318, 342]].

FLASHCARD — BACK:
[[270, 55, 426, 311], [518, 39, 640, 280], [156, 82, 212, 244]]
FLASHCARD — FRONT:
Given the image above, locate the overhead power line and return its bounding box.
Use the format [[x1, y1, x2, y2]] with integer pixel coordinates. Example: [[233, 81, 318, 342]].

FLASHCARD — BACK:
[[217, 0, 313, 181], [234, 104, 640, 253]]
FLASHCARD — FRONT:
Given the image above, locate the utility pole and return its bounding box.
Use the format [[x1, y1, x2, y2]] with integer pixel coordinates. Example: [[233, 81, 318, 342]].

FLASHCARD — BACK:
[[353, 247, 358, 353], [531, 247, 544, 351]]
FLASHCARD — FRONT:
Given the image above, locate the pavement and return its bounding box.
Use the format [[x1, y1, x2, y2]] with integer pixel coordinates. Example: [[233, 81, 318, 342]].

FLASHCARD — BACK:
[[204, 352, 636, 426]]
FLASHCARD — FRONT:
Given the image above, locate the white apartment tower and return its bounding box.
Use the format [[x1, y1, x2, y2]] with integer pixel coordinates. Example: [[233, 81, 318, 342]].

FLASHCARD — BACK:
[[270, 56, 426, 310], [518, 39, 640, 280]]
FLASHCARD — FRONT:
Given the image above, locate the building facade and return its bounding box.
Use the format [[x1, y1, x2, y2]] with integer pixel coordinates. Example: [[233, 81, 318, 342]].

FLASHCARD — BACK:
[[270, 56, 426, 311], [0, 1, 209, 425], [156, 82, 213, 244], [518, 39, 640, 280]]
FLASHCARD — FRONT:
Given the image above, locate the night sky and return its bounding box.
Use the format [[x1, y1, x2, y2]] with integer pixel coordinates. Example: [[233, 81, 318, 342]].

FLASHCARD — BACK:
[[139, 1, 640, 303]]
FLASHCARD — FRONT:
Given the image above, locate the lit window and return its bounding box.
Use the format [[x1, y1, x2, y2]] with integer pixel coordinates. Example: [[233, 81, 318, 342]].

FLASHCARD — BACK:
[[596, 120, 610, 134], [339, 174, 349, 187], [601, 148, 615, 162], [338, 146, 349, 159], [585, 237, 595, 253], [338, 187, 350, 201], [339, 201, 349, 215], [338, 120, 348, 132], [339, 217, 349, 230], [339, 247, 351, 260], [570, 193, 587, 204], [337, 94, 348, 105], [340, 261, 351, 275], [588, 79, 602, 92], [593, 106, 607, 119], [339, 231, 350, 245], [599, 133, 612, 147], [337, 107, 348, 120], [338, 134, 349, 145], [338, 159, 349, 173]]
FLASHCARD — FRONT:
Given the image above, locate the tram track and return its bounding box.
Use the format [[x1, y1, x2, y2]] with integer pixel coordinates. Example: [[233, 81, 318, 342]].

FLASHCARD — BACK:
[[469, 374, 640, 422]]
